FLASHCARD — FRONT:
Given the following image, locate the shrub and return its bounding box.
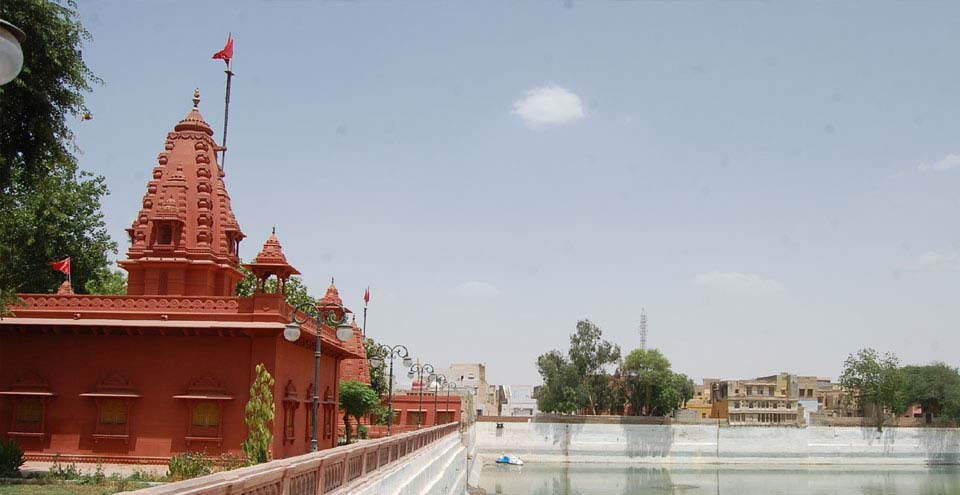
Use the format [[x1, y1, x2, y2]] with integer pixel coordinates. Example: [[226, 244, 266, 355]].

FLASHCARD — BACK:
[[358, 424, 368, 439], [167, 451, 213, 481], [0, 438, 25, 477], [48, 453, 80, 480], [92, 459, 106, 484], [243, 363, 275, 465], [218, 452, 246, 471]]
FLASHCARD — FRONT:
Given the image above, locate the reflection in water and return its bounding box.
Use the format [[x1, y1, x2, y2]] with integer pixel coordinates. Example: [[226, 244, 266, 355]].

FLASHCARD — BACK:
[[479, 463, 960, 495]]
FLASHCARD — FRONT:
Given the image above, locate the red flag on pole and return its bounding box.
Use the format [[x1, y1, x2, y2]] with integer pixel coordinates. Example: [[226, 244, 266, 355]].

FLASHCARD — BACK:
[[364, 287, 370, 305], [212, 33, 234, 66], [50, 257, 71, 275]]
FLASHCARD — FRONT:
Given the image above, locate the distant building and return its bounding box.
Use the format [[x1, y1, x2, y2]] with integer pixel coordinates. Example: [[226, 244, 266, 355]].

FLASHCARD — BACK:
[[682, 378, 719, 419], [796, 375, 820, 423], [710, 373, 803, 425], [500, 385, 539, 417], [443, 363, 499, 417], [813, 379, 857, 418]]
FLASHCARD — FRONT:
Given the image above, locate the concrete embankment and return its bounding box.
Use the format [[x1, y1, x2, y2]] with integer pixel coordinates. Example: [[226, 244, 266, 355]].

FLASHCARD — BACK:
[[350, 426, 469, 495], [474, 420, 960, 465]]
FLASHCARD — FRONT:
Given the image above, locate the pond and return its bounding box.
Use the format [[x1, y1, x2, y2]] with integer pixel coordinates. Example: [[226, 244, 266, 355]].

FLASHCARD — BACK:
[[479, 463, 960, 495]]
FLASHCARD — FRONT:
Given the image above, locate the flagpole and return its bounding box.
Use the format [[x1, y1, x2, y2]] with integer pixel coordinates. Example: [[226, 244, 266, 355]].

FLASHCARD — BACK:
[[221, 60, 234, 170], [362, 302, 368, 338]]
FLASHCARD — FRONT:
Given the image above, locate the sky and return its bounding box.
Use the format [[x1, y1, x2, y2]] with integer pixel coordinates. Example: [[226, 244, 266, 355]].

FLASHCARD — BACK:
[[70, 1, 960, 386]]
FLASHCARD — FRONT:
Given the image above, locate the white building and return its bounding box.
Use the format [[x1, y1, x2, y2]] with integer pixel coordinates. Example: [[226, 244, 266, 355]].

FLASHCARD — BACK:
[[501, 385, 539, 417]]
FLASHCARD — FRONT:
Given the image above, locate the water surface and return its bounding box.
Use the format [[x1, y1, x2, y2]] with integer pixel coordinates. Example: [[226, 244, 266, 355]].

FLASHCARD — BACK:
[[479, 463, 960, 494]]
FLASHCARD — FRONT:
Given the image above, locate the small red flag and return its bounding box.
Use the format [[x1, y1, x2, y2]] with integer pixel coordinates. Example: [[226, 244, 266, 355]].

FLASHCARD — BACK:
[[364, 287, 370, 304], [50, 257, 71, 275], [212, 33, 234, 66]]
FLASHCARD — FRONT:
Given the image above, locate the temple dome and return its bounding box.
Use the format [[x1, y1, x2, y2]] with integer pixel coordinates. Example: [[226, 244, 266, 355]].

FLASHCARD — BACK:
[[174, 89, 214, 135]]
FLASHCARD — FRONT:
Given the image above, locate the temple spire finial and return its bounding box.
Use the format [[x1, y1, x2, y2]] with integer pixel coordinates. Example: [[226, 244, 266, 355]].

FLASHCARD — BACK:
[[192, 88, 200, 109], [272, 225, 276, 235]]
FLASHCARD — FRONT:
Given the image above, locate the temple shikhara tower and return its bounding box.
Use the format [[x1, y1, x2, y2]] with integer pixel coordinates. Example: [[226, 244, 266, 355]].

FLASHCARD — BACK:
[[0, 92, 363, 463], [121, 89, 245, 297]]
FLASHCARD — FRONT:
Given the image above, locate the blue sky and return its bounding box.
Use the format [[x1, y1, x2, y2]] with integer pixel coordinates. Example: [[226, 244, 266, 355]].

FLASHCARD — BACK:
[[73, 1, 960, 385]]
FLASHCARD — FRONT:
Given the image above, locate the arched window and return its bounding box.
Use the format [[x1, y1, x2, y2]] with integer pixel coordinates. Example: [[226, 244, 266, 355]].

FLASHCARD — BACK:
[[282, 380, 299, 445]]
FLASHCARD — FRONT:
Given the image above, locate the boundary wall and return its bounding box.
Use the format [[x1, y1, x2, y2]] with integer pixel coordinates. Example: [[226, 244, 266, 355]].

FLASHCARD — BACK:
[[475, 420, 960, 465]]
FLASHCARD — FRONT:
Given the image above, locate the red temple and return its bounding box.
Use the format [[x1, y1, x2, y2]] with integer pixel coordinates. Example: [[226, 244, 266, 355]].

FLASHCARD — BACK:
[[0, 91, 363, 464]]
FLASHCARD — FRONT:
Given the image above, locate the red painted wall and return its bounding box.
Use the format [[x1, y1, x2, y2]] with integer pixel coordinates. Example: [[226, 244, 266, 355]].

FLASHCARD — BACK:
[[0, 331, 343, 463], [386, 393, 462, 428], [272, 338, 341, 457]]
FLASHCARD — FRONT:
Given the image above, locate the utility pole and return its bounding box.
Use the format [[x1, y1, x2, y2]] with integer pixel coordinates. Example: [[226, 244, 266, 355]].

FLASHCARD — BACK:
[[639, 308, 648, 350]]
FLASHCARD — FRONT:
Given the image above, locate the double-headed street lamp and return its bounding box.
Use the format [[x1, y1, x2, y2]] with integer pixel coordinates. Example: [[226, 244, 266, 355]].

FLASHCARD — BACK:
[[432, 374, 446, 425], [368, 344, 412, 436], [285, 299, 354, 452], [407, 360, 434, 429]]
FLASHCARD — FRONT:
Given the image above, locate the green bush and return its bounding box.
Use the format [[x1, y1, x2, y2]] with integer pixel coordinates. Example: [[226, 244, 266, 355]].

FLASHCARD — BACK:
[[48, 453, 80, 480], [0, 438, 25, 477], [167, 451, 213, 481], [358, 424, 368, 439]]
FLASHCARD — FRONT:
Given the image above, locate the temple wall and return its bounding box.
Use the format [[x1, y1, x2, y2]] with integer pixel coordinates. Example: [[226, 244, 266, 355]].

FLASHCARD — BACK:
[[475, 421, 960, 465], [0, 333, 252, 461], [272, 337, 342, 458], [0, 331, 343, 463]]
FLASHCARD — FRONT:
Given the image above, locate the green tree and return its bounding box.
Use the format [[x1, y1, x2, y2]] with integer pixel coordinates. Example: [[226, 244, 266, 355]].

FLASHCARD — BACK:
[[622, 348, 674, 416], [534, 350, 580, 414], [568, 319, 621, 414], [619, 349, 692, 417], [339, 380, 380, 444], [839, 348, 904, 431], [901, 363, 960, 423], [84, 265, 127, 295], [242, 363, 275, 464], [236, 266, 318, 308], [363, 338, 389, 398], [0, 0, 114, 314]]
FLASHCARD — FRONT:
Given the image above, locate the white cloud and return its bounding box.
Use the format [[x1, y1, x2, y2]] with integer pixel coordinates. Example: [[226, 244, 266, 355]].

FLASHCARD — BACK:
[[902, 251, 960, 272], [511, 84, 584, 128], [693, 271, 784, 293], [455, 281, 500, 299], [918, 153, 960, 172]]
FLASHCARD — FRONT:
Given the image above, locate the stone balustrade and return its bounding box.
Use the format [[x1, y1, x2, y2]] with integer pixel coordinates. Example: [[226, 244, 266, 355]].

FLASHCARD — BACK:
[[126, 422, 460, 495]]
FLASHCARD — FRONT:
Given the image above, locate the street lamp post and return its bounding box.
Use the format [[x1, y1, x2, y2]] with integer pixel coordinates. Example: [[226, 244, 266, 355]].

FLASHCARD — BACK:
[[367, 344, 413, 436], [407, 360, 434, 429], [285, 299, 354, 452], [432, 374, 446, 425], [445, 382, 458, 424]]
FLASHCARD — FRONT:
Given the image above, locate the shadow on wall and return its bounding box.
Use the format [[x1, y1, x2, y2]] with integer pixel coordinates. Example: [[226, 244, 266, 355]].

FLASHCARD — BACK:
[[921, 428, 960, 465], [529, 421, 675, 459], [623, 424, 674, 458], [533, 422, 585, 458]]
